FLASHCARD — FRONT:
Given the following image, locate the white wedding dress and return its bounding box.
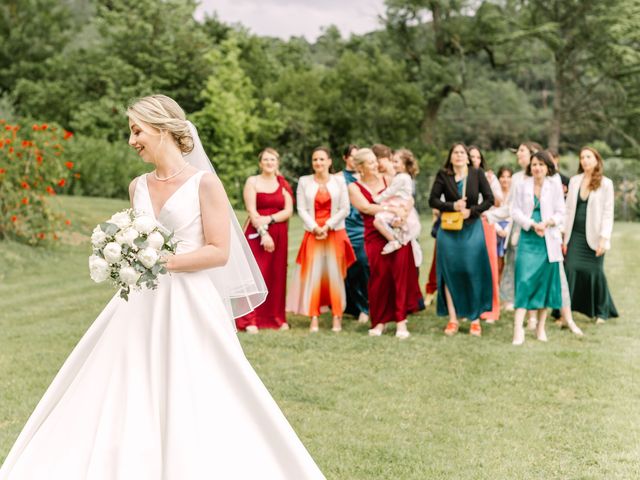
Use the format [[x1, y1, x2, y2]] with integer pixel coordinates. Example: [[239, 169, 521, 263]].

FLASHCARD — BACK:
[[0, 171, 325, 480]]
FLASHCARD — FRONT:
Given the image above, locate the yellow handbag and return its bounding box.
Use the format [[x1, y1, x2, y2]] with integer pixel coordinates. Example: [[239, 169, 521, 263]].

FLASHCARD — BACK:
[[440, 175, 467, 231], [440, 211, 464, 230]]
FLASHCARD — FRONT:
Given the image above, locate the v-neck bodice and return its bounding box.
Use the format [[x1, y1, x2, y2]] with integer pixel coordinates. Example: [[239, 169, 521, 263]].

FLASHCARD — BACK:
[[133, 172, 207, 254]]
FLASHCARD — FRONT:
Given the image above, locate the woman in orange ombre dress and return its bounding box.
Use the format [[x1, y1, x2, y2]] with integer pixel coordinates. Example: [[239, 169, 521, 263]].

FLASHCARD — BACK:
[[286, 147, 356, 332]]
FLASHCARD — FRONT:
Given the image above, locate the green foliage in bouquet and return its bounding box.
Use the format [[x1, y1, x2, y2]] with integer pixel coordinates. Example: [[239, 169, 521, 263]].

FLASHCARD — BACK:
[[0, 120, 74, 245]]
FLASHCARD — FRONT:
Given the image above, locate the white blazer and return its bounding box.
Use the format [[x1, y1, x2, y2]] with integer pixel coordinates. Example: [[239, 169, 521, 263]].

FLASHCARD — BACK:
[[296, 174, 350, 232], [511, 176, 565, 263], [564, 174, 614, 251]]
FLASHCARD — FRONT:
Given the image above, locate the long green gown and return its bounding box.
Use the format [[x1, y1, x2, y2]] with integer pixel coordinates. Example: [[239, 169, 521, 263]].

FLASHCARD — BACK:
[[565, 194, 618, 319], [514, 195, 562, 309]]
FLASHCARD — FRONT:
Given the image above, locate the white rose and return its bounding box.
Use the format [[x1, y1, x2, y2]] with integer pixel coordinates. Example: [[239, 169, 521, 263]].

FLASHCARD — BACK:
[[89, 255, 110, 283], [103, 242, 123, 263], [133, 215, 155, 234], [115, 227, 139, 249], [109, 211, 132, 229], [119, 266, 141, 286], [91, 226, 107, 247], [146, 231, 165, 250], [137, 247, 159, 269]]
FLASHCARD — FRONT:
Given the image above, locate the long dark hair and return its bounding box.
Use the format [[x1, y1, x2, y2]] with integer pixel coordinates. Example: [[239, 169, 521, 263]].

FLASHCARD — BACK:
[[468, 145, 486, 170], [442, 143, 470, 175], [342, 144, 358, 159]]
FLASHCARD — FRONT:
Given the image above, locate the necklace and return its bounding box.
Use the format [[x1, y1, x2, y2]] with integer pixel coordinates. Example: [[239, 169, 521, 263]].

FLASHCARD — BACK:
[[153, 162, 189, 182]]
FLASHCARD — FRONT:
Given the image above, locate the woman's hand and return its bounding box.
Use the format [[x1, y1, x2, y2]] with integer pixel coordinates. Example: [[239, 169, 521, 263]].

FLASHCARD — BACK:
[[313, 225, 329, 240], [454, 197, 467, 212], [253, 215, 271, 228], [596, 240, 606, 257], [562, 244, 568, 256], [533, 222, 546, 237], [260, 233, 275, 253], [163, 253, 177, 272], [461, 208, 471, 219], [496, 229, 507, 238]]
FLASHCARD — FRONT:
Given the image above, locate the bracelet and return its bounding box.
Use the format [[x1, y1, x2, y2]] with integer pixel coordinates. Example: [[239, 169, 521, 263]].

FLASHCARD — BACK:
[[269, 215, 276, 225], [257, 225, 269, 237]]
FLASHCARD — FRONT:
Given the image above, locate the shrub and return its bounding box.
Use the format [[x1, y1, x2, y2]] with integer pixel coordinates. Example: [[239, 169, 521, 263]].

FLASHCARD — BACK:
[[0, 120, 74, 245], [65, 136, 150, 199]]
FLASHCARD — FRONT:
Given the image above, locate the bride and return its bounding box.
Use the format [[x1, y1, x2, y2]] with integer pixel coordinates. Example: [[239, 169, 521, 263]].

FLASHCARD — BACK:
[[0, 95, 325, 479]]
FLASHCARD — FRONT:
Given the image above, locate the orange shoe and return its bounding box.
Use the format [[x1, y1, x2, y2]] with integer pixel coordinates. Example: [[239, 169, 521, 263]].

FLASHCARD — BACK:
[[444, 321, 459, 336], [470, 322, 482, 337]]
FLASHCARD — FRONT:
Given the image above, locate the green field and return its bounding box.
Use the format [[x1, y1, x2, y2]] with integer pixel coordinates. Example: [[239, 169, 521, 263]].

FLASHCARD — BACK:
[[1, 196, 639, 479]]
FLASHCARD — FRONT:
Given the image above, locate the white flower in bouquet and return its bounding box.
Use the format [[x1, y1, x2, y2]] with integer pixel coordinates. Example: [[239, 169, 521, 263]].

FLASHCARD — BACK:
[[133, 215, 156, 234], [91, 226, 107, 247], [89, 255, 110, 283], [146, 231, 165, 250], [109, 211, 132, 229], [115, 227, 139, 250], [103, 242, 123, 263], [119, 266, 141, 286], [89, 208, 177, 301], [137, 247, 160, 269]]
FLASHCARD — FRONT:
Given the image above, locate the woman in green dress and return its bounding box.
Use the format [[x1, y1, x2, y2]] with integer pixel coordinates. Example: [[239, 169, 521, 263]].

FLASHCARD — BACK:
[[563, 147, 618, 323], [428, 143, 494, 337], [511, 151, 565, 345]]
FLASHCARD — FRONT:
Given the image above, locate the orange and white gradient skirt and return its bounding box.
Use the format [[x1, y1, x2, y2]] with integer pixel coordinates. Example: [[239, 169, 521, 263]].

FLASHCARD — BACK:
[[286, 230, 356, 317]]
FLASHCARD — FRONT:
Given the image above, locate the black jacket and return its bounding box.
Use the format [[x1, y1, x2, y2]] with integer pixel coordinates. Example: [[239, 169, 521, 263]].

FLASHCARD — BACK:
[[428, 167, 494, 223]]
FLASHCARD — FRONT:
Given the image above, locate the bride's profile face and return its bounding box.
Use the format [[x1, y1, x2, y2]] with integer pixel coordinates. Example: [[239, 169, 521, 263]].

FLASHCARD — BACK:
[[128, 118, 164, 164]]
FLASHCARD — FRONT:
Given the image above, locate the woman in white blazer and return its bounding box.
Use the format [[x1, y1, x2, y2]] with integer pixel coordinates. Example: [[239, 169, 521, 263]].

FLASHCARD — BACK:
[[510, 151, 564, 345], [563, 147, 618, 322], [286, 147, 356, 332]]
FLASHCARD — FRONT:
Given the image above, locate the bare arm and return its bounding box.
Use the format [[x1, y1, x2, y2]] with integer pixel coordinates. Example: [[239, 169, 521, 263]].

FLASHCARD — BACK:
[[348, 183, 387, 216], [128, 177, 139, 208], [243, 176, 261, 228], [166, 173, 230, 272]]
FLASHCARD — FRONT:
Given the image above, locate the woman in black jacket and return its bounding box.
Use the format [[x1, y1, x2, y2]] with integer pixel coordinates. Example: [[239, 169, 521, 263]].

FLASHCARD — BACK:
[[429, 143, 494, 337]]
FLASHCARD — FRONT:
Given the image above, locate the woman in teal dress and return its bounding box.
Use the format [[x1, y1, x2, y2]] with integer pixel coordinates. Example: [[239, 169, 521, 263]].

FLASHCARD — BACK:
[[563, 147, 618, 323], [511, 151, 565, 345], [428, 143, 494, 337]]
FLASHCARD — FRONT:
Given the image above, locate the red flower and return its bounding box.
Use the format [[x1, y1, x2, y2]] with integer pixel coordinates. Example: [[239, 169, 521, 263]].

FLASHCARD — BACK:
[[63, 130, 73, 140], [0, 168, 5, 174], [65, 161, 74, 169], [65, 219, 71, 226], [21, 197, 29, 205], [21, 181, 30, 189], [12, 126, 19, 132], [74, 173, 81, 179], [22, 140, 29, 147], [46, 186, 56, 195], [36, 155, 43, 164], [11, 215, 17, 222], [4, 125, 11, 131], [57, 178, 66, 187], [32, 124, 40, 131], [8, 147, 14, 153], [37, 232, 45, 239], [41, 124, 48, 130]]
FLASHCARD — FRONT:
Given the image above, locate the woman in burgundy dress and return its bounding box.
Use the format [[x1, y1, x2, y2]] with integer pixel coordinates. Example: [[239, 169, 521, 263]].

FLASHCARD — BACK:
[[348, 148, 422, 339], [236, 148, 294, 333]]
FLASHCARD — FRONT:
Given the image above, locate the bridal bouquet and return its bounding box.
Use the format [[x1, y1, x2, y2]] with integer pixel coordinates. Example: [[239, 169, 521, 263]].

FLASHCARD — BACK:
[[88, 208, 177, 300]]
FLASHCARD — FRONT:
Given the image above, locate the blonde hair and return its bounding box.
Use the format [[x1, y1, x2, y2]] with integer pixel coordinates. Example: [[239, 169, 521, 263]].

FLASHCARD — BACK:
[[258, 147, 280, 162], [126, 94, 194, 154], [353, 148, 376, 168]]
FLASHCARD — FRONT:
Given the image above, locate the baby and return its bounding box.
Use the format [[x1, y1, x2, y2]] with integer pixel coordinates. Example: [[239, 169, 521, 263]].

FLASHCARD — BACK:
[[373, 149, 421, 256]]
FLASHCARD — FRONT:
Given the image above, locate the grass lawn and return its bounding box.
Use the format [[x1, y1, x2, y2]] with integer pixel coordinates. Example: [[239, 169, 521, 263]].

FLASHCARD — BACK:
[[1, 195, 640, 479]]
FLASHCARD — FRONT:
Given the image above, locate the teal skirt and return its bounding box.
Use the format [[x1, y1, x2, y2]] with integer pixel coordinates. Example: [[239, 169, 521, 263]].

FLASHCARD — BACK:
[[436, 219, 493, 319], [514, 228, 562, 309]]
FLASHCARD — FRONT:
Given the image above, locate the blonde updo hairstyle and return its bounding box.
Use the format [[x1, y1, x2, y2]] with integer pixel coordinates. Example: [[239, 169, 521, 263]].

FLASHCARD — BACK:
[[126, 94, 194, 154], [353, 148, 376, 172]]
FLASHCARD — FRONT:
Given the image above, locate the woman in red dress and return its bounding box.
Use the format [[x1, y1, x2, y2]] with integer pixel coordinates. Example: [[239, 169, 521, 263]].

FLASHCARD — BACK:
[[286, 147, 356, 332], [236, 148, 293, 333], [348, 148, 422, 339]]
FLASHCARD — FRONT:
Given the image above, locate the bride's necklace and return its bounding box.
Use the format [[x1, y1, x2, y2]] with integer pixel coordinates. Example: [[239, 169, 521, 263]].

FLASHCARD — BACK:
[[153, 162, 189, 182]]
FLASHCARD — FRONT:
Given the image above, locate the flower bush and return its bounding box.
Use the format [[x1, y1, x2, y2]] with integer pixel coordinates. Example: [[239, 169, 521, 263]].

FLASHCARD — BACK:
[[0, 120, 74, 245]]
